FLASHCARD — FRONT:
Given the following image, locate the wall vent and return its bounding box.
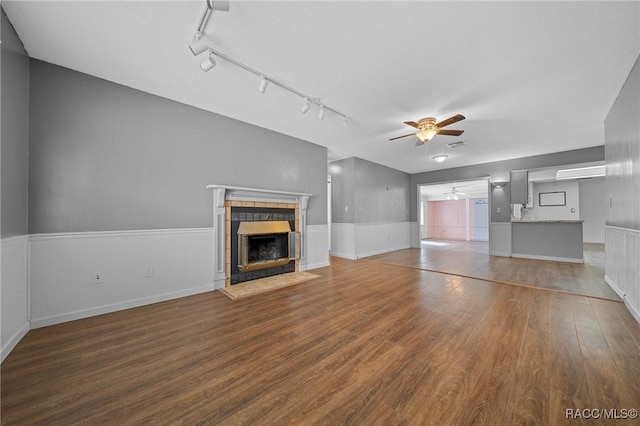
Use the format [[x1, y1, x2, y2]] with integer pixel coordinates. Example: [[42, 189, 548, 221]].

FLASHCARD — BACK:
[[447, 140, 467, 149]]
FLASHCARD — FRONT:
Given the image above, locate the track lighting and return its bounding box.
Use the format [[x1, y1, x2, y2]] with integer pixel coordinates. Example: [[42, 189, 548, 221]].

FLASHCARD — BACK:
[[188, 0, 350, 130], [301, 98, 311, 114], [258, 76, 268, 94], [200, 50, 216, 71], [207, 0, 230, 12], [189, 33, 209, 56]]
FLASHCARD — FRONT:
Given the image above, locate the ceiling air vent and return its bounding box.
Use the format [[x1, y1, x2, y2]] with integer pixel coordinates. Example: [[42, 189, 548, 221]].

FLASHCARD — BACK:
[[447, 140, 467, 149]]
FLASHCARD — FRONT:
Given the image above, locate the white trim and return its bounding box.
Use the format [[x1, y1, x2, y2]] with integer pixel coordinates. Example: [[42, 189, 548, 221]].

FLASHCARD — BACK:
[[605, 225, 640, 235], [206, 184, 312, 198], [31, 286, 213, 329], [1, 234, 30, 246], [605, 225, 640, 326], [624, 298, 640, 325], [605, 275, 625, 299], [357, 245, 411, 259], [511, 253, 584, 263], [302, 260, 331, 270], [1, 322, 30, 363], [29, 227, 213, 241]]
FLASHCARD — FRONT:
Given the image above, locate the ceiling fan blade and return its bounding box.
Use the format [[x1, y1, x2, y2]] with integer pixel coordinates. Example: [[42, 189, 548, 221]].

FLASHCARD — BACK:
[[436, 114, 465, 128], [438, 129, 464, 136], [403, 121, 420, 129], [389, 133, 416, 141]]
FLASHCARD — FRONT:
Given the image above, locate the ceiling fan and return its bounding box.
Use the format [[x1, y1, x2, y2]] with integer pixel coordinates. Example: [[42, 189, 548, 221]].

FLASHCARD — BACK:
[[443, 187, 469, 200], [389, 114, 465, 146]]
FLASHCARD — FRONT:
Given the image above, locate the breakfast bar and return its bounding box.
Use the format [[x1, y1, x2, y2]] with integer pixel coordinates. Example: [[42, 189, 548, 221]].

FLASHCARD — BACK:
[[511, 220, 584, 263]]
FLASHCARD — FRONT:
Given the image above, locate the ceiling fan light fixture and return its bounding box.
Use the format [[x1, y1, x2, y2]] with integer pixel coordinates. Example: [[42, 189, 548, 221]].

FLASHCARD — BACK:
[[417, 128, 438, 142], [433, 155, 448, 163]]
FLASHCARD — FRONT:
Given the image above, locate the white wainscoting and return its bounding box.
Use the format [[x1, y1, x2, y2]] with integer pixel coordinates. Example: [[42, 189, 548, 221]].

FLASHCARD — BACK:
[[331, 222, 411, 260], [331, 223, 357, 259], [303, 224, 330, 270], [605, 226, 640, 324], [1, 235, 30, 362], [29, 228, 214, 328]]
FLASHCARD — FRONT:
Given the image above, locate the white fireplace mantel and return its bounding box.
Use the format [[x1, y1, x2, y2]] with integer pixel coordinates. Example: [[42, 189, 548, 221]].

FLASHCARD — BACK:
[[206, 184, 312, 289], [206, 184, 311, 209]]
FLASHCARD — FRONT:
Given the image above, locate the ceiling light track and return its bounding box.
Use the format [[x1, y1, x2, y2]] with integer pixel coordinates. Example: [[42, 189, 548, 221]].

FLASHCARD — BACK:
[[189, 0, 350, 127]]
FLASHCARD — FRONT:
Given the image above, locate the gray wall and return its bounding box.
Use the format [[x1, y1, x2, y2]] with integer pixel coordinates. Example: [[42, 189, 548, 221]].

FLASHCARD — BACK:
[[605, 54, 640, 230], [329, 157, 356, 223], [330, 157, 410, 223], [579, 177, 606, 243], [410, 146, 605, 223], [28, 60, 328, 233], [1, 8, 30, 238]]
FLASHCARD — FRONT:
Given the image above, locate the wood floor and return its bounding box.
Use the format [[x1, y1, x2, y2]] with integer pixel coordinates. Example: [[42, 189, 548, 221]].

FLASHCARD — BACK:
[[2, 257, 640, 425], [366, 239, 618, 301]]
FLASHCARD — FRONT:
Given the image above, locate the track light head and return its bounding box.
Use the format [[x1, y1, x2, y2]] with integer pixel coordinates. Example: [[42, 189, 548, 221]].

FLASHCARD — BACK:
[[318, 105, 325, 120], [342, 117, 350, 130], [200, 50, 216, 71], [258, 76, 268, 94], [189, 33, 209, 56], [301, 98, 311, 114], [207, 0, 230, 12]]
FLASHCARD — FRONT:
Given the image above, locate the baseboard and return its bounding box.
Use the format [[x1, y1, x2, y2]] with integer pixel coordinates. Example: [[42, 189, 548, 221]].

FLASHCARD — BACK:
[[329, 251, 357, 260], [357, 245, 411, 259], [302, 261, 330, 270], [490, 251, 511, 257], [624, 297, 640, 325], [31, 285, 213, 329], [605, 275, 625, 299], [511, 253, 584, 264], [1, 322, 30, 363]]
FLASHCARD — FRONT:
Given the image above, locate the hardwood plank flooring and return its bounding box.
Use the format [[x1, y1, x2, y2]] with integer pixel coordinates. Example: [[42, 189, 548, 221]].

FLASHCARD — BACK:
[[365, 239, 618, 300], [2, 257, 639, 425]]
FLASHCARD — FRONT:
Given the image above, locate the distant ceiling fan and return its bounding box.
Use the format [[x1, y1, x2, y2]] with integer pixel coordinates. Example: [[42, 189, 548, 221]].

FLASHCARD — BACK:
[[389, 114, 465, 146], [443, 187, 468, 200]]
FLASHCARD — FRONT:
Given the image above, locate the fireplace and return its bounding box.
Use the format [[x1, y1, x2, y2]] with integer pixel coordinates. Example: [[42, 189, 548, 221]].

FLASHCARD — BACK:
[[230, 206, 300, 284], [207, 184, 311, 289], [237, 221, 299, 272]]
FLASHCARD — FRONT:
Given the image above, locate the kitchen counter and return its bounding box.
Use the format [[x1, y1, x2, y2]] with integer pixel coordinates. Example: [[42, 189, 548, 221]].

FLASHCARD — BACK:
[[511, 220, 584, 263]]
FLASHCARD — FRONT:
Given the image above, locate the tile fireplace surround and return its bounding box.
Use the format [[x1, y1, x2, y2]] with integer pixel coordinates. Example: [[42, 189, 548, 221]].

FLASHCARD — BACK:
[[207, 185, 311, 289]]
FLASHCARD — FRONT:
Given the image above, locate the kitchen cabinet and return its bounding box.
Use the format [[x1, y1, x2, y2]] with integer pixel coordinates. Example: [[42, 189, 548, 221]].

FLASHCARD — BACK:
[[510, 170, 528, 205]]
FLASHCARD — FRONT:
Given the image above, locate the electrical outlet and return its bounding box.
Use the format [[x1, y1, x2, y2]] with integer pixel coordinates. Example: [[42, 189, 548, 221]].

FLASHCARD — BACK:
[[145, 266, 154, 278], [93, 273, 103, 284]]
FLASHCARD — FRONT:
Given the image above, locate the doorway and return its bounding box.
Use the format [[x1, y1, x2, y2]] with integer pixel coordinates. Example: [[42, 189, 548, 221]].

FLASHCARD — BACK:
[[418, 178, 490, 244]]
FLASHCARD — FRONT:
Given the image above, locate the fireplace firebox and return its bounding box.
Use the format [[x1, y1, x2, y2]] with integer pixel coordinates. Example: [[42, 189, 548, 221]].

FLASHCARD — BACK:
[[230, 207, 299, 284], [237, 221, 299, 272]]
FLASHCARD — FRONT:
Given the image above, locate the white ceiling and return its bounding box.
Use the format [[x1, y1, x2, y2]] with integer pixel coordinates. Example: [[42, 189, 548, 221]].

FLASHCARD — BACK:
[[4, 1, 639, 174]]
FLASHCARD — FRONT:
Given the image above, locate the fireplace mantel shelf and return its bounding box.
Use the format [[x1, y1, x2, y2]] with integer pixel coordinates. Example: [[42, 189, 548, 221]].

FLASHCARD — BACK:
[[206, 184, 312, 198], [207, 184, 312, 209]]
